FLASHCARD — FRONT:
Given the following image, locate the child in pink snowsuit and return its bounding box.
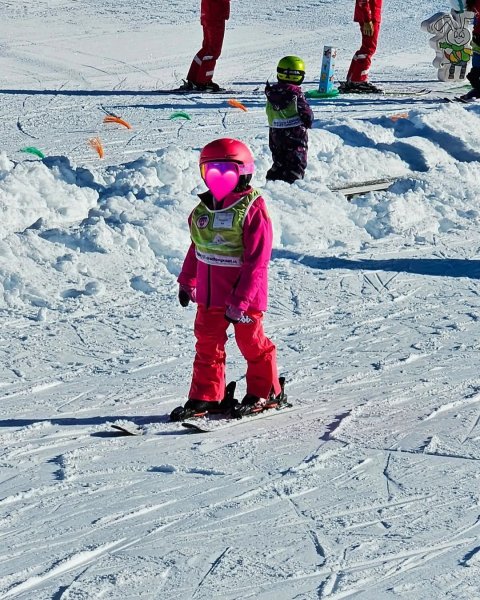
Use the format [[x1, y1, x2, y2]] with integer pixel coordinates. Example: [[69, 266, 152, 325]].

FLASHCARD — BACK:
[[171, 138, 284, 421]]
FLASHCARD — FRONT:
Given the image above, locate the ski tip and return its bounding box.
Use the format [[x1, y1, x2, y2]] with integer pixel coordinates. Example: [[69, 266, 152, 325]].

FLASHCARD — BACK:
[[111, 423, 144, 436], [181, 421, 209, 433]]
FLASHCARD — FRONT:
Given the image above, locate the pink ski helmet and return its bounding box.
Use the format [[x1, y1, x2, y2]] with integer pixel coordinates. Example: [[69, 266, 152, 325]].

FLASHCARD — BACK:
[[199, 138, 255, 176]]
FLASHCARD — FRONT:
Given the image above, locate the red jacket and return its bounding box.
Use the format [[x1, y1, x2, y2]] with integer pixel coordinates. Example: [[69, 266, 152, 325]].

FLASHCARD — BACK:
[[201, 0, 230, 25], [354, 0, 382, 23]]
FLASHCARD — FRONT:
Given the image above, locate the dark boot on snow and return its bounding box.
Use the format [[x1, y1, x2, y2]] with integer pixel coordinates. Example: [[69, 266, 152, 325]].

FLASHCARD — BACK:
[[178, 79, 225, 93], [339, 80, 383, 94], [232, 377, 288, 418], [169, 381, 238, 421]]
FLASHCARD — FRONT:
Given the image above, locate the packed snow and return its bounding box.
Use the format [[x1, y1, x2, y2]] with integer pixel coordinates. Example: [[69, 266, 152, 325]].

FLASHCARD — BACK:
[[1, 1, 480, 599]]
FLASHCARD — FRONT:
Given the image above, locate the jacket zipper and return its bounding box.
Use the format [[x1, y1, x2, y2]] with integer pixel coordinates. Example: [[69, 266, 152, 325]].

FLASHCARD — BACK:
[[206, 264, 211, 308]]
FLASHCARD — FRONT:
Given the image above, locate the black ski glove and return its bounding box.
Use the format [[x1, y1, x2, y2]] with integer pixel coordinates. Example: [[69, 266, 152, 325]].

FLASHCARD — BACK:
[[224, 305, 244, 323], [178, 284, 196, 307]]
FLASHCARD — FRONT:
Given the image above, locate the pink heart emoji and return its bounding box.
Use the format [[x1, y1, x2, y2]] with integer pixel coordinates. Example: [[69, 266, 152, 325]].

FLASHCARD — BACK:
[[204, 164, 239, 200]]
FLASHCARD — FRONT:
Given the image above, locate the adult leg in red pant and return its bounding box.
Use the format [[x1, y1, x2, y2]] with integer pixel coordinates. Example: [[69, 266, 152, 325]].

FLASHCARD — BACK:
[[341, 21, 382, 93], [184, 0, 229, 91], [347, 21, 381, 83], [186, 20, 226, 89]]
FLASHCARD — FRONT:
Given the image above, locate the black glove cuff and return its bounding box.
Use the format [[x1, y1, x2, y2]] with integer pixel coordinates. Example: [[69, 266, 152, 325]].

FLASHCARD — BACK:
[[224, 313, 239, 324], [179, 290, 190, 307]]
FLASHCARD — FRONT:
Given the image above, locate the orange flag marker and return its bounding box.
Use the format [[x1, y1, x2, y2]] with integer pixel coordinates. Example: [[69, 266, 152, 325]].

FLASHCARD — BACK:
[[103, 115, 132, 129], [88, 137, 104, 159], [390, 112, 409, 122], [227, 99, 248, 112]]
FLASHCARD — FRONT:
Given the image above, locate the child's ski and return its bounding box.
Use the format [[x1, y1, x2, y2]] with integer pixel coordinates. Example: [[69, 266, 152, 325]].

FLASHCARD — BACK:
[[182, 402, 295, 433], [381, 88, 430, 97], [443, 95, 479, 104], [336, 87, 430, 98], [152, 86, 262, 96], [110, 379, 291, 435], [110, 421, 146, 436], [182, 377, 291, 432], [109, 415, 169, 436]]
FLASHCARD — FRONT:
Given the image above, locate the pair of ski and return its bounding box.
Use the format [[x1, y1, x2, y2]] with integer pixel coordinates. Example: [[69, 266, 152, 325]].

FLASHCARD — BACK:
[[337, 87, 431, 98], [443, 95, 478, 104], [111, 379, 290, 435], [155, 86, 430, 98], [154, 86, 261, 96]]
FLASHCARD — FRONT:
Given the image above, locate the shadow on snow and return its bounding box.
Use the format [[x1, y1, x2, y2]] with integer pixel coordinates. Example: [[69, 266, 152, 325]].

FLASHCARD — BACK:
[[273, 251, 480, 279]]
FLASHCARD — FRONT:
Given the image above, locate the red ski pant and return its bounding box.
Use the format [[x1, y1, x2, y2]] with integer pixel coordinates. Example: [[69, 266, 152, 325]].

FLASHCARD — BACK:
[[347, 22, 381, 82], [188, 305, 281, 402], [187, 19, 226, 85]]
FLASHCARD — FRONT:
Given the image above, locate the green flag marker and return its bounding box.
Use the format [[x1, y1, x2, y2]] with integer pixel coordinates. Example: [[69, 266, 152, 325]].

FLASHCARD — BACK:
[[169, 111, 191, 120], [20, 147, 45, 159]]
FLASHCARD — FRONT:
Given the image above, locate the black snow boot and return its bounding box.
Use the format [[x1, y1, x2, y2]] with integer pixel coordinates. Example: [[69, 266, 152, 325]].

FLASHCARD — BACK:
[[169, 381, 238, 421], [467, 66, 480, 90], [339, 80, 383, 94], [232, 377, 288, 418], [170, 399, 216, 422]]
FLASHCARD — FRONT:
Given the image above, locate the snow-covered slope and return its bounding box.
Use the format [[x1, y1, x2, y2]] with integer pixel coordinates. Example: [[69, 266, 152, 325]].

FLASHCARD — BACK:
[[1, 1, 479, 599]]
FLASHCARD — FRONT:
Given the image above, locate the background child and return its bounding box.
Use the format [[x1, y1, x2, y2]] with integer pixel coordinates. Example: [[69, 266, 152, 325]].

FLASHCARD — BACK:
[[340, 0, 383, 93], [171, 138, 284, 421], [265, 56, 314, 184], [463, 0, 480, 101]]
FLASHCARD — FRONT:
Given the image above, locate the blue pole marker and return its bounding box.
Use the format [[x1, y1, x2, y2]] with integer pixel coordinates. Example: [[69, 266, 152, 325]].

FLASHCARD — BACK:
[[306, 46, 340, 99]]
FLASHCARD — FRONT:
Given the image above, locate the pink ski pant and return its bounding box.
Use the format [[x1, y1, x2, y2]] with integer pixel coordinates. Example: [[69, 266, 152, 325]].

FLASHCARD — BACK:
[[188, 305, 281, 402]]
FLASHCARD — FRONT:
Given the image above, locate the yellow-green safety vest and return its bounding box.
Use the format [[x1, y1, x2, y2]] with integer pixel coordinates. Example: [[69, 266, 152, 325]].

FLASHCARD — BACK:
[[191, 190, 261, 267], [266, 97, 302, 128]]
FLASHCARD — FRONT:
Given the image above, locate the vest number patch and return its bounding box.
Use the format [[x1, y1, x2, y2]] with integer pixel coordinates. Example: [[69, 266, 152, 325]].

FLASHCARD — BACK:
[[213, 211, 234, 229]]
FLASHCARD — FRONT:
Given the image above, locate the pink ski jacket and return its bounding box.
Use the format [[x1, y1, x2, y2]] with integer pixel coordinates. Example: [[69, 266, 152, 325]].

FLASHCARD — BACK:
[[354, 0, 382, 23], [178, 187, 273, 312]]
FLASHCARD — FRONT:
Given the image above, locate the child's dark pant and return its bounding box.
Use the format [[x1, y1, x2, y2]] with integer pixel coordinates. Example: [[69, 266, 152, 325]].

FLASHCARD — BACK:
[[266, 126, 309, 184]]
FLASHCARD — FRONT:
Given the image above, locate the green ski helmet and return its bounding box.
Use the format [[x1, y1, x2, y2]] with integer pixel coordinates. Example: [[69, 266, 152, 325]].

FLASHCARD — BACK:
[[277, 56, 306, 84]]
